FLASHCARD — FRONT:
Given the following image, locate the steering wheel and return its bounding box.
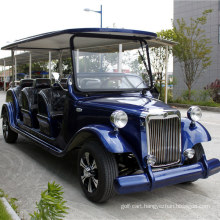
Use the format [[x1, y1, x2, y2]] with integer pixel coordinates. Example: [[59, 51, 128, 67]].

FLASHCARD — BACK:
[[101, 79, 119, 89]]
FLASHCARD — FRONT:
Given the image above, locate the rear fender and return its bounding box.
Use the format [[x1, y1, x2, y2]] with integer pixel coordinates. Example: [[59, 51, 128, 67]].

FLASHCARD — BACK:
[[1, 103, 16, 127], [181, 118, 211, 151], [67, 124, 133, 154]]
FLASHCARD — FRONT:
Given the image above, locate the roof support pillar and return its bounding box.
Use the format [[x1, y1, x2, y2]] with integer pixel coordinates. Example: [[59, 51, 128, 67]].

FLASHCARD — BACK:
[[59, 50, 63, 77], [76, 49, 79, 73], [15, 56, 17, 82], [1, 65, 2, 84], [49, 51, 52, 79], [118, 44, 122, 72], [11, 50, 15, 87], [3, 59, 6, 91], [164, 45, 168, 104], [29, 52, 32, 79]]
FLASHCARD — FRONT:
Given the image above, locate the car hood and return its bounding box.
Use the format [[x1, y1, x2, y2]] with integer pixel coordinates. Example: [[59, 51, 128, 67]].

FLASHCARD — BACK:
[[80, 95, 176, 116]]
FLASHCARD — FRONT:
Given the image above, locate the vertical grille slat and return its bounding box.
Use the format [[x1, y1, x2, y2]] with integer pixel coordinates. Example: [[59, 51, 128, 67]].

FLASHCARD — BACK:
[[147, 116, 181, 166]]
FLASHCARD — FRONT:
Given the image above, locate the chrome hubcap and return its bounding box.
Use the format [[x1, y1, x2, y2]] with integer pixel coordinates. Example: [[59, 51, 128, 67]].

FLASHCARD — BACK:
[[80, 152, 98, 193]]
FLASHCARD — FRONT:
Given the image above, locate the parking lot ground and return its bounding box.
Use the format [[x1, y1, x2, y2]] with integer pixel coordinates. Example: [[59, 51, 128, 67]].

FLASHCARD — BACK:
[[0, 91, 219, 220]]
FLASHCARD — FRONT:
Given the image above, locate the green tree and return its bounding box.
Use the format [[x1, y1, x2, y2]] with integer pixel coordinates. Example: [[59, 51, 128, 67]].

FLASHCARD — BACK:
[[78, 53, 118, 73], [18, 61, 48, 74], [150, 34, 172, 95], [53, 58, 72, 76], [159, 9, 212, 100]]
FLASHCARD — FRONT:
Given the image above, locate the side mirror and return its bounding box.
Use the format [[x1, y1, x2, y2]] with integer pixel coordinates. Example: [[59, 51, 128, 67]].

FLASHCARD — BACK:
[[52, 72, 60, 82]]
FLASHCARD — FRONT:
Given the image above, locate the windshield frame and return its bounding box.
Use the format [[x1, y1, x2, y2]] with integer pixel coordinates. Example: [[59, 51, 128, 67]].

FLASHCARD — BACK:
[[70, 33, 153, 94]]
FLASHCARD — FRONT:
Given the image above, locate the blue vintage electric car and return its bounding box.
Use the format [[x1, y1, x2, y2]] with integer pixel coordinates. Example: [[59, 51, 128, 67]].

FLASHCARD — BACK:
[[1, 28, 220, 203]]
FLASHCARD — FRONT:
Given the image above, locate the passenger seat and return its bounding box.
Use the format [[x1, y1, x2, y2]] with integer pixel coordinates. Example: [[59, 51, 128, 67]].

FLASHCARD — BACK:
[[37, 86, 66, 137], [21, 78, 51, 128], [14, 79, 34, 108]]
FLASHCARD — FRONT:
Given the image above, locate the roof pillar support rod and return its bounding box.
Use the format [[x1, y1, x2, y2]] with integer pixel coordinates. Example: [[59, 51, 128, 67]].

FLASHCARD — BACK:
[[15, 56, 17, 83], [29, 52, 32, 79], [3, 59, 6, 91], [11, 50, 15, 87], [76, 49, 79, 73], [118, 44, 122, 72], [59, 50, 63, 77], [1, 65, 3, 85], [49, 51, 52, 79], [164, 45, 169, 104]]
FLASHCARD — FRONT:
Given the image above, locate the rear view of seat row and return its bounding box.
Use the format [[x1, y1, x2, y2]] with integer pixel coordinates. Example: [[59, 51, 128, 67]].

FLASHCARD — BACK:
[[15, 78, 67, 137], [13, 79, 34, 108], [37, 85, 66, 137], [21, 79, 51, 128]]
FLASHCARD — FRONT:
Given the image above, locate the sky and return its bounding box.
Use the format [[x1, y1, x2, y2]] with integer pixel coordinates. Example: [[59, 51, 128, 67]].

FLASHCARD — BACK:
[[0, 0, 173, 68]]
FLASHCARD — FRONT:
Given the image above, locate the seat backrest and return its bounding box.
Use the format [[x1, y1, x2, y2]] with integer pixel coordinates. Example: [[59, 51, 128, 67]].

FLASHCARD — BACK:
[[14, 79, 34, 107], [51, 88, 66, 112], [20, 79, 34, 88], [21, 87, 36, 111], [38, 88, 66, 116], [38, 88, 52, 116], [26, 78, 52, 108], [33, 78, 51, 89]]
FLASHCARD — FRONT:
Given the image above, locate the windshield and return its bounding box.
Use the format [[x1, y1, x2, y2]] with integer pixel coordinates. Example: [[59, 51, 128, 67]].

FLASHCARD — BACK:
[[73, 37, 150, 92]]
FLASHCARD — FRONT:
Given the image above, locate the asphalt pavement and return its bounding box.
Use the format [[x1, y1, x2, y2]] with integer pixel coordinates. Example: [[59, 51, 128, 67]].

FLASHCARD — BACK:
[[0, 91, 219, 220]]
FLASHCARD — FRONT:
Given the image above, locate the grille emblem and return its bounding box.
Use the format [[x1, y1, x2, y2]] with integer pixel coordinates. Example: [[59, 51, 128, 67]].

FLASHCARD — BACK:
[[163, 113, 168, 118]]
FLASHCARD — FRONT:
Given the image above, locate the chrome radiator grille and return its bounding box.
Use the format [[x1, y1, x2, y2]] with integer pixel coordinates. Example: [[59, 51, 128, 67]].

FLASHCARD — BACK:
[[147, 115, 181, 166]]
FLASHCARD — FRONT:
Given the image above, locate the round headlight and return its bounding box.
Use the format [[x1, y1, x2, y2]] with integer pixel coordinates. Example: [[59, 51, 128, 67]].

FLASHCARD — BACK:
[[184, 148, 195, 159], [187, 106, 202, 122], [110, 110, 128, 129], [146, 154, 156, 166]]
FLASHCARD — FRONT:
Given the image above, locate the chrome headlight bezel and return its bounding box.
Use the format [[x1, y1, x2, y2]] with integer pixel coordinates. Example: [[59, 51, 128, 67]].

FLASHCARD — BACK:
[[187, 106, 202, 122], [110, 110, 128, 129]]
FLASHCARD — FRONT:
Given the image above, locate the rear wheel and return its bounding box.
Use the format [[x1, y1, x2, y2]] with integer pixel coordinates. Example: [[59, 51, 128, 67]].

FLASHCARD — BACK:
[[77, 140, 118, 203], [2, 113, 18, 143]]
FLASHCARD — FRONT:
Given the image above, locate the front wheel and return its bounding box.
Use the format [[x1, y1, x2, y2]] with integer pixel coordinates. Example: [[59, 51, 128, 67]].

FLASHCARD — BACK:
[[77, 140, 118, 203], [2, 113, 18, 143]]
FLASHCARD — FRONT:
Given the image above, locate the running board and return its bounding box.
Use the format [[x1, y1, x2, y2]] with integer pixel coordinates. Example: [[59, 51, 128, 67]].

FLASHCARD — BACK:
[[10, 124, 65, 157]]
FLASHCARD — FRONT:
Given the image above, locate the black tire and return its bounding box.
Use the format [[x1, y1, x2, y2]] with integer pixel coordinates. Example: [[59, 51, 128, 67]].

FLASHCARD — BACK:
[[2, 113, 18, 143], [77, 140, 118, 203]]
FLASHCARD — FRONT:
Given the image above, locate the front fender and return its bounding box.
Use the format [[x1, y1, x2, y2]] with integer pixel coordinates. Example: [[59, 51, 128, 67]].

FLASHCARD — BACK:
[[181, 118, 211, 151], [67, 124, 133, 153]]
